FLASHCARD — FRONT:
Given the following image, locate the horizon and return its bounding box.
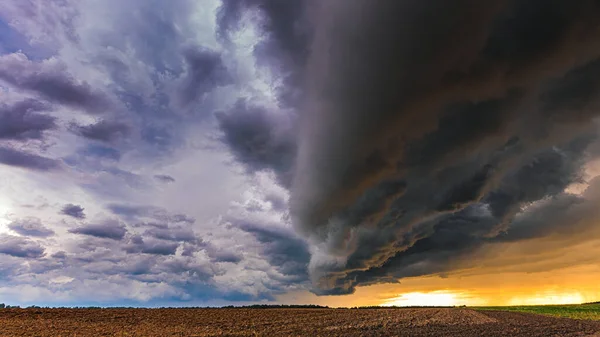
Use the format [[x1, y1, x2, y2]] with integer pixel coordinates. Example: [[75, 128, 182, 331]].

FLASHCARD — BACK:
[[2, 0, 600, 309]]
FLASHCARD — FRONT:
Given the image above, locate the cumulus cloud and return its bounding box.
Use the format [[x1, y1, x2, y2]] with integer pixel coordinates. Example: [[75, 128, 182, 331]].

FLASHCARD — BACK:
[[0, 234, 45, 258], [69, 220, 127, 240], [7, 218, 55, 237]]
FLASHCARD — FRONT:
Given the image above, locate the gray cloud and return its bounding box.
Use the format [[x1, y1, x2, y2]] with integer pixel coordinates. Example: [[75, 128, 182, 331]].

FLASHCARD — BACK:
[[216, 99, 296, 186], [7, 218, 55, 237], [69, 220, 128, 240], [143, 226, 198, 243], [0, 234, 45, 258], [217, 0, 312, 107], [0, 53, 112, 113], [154, 174, 175, 183], [175, 46, 231, 108], [0, 99, 56, 141], [107, 203, 195, 224], [70, 119, 130, 143], [124, 236, 179, 256], [236, 221, 310, 283], [0, 146, 61, 171], [60, 204, 86, 219]]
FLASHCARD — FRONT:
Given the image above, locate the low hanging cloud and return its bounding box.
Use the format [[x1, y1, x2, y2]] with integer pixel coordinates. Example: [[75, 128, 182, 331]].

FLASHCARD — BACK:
[[285, 0, 600, 294]]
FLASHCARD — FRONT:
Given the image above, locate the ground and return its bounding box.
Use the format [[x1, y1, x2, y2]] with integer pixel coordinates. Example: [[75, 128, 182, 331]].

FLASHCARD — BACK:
[[1, 307, 600, 336]]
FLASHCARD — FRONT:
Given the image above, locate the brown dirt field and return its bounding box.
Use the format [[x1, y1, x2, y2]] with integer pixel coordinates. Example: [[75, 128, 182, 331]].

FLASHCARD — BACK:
[[0, 308, 599, 337]]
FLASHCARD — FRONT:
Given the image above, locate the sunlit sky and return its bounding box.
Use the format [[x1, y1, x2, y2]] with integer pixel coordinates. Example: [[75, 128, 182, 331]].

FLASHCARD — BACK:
[[1, 0, 600, 308]]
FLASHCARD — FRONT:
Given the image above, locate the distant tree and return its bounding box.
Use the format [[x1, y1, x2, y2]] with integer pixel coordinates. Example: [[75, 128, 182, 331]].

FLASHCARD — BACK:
[[0, 303, 5, 309]]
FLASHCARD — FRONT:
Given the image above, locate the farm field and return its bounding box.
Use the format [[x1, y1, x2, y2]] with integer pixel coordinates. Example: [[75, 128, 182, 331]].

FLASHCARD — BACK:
[[475, 303, 600, 321], [1, 307, 600, 337]]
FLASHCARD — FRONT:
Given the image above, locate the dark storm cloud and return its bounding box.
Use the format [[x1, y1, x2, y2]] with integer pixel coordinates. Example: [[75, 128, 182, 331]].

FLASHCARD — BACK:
[[275, 0, 600, 294], [69, 220, 127, 240], [154, 174, 175, 183], [60, 204, 86, 219], [216, 99, 296, 186], [237, 222, 310, 282], [0, 146, 61, 171], [7, 218, 55, 237], [70, 120, 130, 143], [0, 234, 45, 258], [0, 53, 112, 113], [175, 47, 231, 108], [0, 99, 56, 141]]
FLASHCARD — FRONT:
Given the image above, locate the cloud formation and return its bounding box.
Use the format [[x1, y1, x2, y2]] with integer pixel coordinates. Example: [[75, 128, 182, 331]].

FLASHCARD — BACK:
[[7, 218, 55, 237], [2, 0, 600, 306], [60, 204, 86, 219], [69, 220, 128, 241], [0, 234, 46, 258], [288, 0, 600, 294], [0, 99, 56, 141], [0, 146, 61, 171]]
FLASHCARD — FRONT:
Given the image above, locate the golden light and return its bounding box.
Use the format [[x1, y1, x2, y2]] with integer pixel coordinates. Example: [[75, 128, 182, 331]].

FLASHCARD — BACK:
[[382, 291, 470, 307], [508, 292, 585, 306]]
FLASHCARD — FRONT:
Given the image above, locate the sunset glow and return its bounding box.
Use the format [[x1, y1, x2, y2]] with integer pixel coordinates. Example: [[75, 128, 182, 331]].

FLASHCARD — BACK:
[[381, 291, 465, 307]]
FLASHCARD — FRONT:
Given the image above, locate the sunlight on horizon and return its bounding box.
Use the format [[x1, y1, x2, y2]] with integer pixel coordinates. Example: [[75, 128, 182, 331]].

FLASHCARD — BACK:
[[381, 291, 473, 307], [508, 292, 586, 306], [381, 290, 592, 307]]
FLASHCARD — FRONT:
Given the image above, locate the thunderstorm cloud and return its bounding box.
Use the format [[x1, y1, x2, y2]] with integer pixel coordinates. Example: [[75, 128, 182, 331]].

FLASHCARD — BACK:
[[1, 0, 600, 306]]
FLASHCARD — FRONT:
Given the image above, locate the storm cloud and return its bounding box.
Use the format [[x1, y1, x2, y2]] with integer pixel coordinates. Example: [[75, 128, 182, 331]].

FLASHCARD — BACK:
[[3, 0, 600, 306], [283, 0, 600, 294]]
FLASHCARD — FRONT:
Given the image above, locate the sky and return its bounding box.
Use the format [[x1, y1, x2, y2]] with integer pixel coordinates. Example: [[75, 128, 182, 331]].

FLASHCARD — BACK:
[[1, 0, 600, 307]]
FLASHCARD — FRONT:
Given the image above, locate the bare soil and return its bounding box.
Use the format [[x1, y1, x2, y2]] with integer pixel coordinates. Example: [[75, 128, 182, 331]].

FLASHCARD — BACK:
[[0, 308, 599, 336]]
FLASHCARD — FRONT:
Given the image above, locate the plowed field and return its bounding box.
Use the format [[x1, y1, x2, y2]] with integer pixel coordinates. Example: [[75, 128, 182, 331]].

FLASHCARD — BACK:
[[1, 308, 599, 336]]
